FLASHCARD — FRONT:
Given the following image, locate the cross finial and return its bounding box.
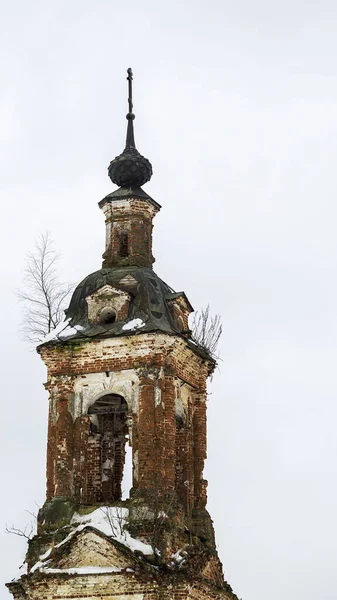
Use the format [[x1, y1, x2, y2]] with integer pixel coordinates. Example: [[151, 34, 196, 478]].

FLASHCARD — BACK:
[[127, 67, 133, 115], [108, 67, 153, 186], [125, 68, 135, 149]]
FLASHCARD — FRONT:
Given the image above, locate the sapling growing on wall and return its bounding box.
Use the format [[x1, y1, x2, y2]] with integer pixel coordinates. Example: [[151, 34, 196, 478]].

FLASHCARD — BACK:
[[18, 232, 73, 344], [190, 304, 222, 359]]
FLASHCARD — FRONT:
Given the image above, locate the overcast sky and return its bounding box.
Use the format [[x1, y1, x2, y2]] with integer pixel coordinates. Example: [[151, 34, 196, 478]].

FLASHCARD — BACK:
[[1, 1, 337, 599]]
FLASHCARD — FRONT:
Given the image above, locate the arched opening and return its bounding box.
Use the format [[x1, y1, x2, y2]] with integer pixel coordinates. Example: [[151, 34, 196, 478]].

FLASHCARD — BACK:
[[87, 394, 130, 503], [119, 231, 129, 257]]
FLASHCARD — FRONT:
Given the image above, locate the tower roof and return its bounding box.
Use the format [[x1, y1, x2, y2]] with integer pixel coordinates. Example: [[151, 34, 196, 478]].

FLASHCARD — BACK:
[[62, 266, 196, 341], [108, 68, 153, 188]]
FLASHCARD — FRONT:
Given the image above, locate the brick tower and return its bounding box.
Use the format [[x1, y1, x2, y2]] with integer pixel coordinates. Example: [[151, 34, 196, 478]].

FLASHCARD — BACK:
[[7, 70, 239, 600]]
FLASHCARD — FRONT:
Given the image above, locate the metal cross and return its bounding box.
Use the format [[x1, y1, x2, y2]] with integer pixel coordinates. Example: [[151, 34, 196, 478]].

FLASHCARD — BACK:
[[127, 68, 133, 114]]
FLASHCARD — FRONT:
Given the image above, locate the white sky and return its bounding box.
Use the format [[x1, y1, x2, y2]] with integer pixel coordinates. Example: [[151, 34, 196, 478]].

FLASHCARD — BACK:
[[1, 1, 337, 599]]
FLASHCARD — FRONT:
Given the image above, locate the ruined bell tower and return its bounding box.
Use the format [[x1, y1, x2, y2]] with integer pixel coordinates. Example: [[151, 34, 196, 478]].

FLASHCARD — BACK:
[[7, 69, 239, 600]]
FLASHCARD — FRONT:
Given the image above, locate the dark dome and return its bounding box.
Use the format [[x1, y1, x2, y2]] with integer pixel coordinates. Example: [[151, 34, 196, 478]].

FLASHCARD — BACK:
[[40, 267, 209, 359], [64, 266, 178, 338], [108, 147, 153, 188]]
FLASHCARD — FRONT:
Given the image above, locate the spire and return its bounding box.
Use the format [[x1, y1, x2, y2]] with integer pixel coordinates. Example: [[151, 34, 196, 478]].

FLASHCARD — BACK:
[[108, 68, 153, 188]]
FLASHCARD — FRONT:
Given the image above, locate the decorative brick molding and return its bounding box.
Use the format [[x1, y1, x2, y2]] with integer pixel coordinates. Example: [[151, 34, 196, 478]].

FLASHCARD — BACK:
[[86, 285, 131, 324]]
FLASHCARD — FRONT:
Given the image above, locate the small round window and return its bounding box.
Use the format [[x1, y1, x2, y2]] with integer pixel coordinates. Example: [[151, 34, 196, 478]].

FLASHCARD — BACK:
[[99, 306, 117, 324]]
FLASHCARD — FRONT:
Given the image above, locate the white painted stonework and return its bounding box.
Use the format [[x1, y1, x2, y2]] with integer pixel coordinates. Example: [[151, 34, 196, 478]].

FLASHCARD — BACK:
[[73, 369, 140, 417]]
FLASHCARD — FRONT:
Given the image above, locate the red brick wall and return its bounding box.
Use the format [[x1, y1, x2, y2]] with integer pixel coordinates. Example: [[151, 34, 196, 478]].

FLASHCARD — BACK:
[[55, 409, 73, 497], [41, 334, 213, 511], [138, 372, 156, 490], [8, 570, 238, 600], [162, 375, 176, 492], [46, 419, 56, 501], [193, 391, 207, 510], [168, 302, 189, 332], [85, 434, 102, 503], [102, 199, 157, 268]]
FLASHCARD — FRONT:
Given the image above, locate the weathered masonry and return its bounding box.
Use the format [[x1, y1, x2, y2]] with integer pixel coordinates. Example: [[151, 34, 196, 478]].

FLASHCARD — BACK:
[[7, 69, 239, 600]]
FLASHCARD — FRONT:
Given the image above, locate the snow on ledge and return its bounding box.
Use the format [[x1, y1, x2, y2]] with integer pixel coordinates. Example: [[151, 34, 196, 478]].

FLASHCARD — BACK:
[[41, 319, 85, 344], [41, 566, 134, 575], [41, 318, 71, 343]]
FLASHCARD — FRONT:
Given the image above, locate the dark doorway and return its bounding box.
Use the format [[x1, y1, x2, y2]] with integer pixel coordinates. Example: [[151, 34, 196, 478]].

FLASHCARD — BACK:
[[87, 394, 129, 502]]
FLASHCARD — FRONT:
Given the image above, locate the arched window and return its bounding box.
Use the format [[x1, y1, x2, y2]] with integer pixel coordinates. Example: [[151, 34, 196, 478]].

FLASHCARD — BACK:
[[86, 394, 129, 503], [119, 231, 129, 257], [176, 315, 184, 332]]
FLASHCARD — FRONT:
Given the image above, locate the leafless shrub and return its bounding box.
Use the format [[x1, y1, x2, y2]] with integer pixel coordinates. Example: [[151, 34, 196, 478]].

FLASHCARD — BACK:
[[100, 506, 127, 540], [17, 232, 73, 344], [190, 304, 222, 359]]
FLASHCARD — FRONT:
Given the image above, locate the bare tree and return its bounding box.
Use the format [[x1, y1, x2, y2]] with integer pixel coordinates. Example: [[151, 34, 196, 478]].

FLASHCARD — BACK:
[[190, 304, 222, 359], [18, 233, 73, 344], [5, 508, 38, 540]]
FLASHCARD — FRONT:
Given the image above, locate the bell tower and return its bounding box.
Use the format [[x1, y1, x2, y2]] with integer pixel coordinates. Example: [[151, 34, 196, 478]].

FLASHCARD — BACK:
[[7, 70, 239, 600]]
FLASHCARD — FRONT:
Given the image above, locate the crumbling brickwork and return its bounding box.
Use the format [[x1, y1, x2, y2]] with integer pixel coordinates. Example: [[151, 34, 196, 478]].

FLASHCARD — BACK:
[[8, 572, 237, 600], [167, 294, 192, 334]]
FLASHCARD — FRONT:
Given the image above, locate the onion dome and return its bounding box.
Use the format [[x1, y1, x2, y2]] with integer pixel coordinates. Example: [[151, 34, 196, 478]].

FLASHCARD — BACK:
[[108, 68, 153, 187]]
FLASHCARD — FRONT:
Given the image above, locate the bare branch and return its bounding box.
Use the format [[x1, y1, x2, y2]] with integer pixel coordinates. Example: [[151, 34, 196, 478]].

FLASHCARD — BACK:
[[5, 504, 40, 541], [17, 232, 74, 345], [5, 523, 35, 540], [25, 509, 38, 521]]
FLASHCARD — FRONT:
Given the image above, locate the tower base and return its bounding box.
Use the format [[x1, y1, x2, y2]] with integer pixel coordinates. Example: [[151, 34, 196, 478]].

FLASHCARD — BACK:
[[6, 501, 238, 600]]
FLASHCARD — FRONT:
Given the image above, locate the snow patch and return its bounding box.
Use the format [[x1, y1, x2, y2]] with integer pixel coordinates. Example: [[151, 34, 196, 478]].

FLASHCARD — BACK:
[[39, 547, 52, 561], [71, 507, 153, 555], [122, 319, 145, 332], [31, 559, 52, 574], [171, 548, 186, 564], [59, 324, 84, 340], [29, 506, 155, 575]]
